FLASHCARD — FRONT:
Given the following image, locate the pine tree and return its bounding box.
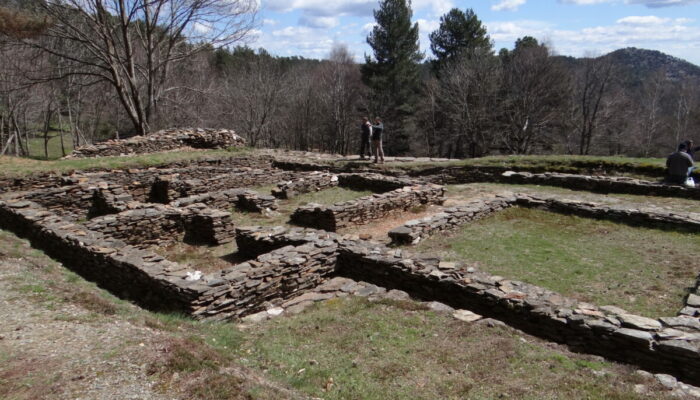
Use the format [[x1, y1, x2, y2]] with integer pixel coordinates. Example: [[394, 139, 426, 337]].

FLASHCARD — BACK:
[[361, 0, 423, 155], [429, 8, 491, 72]]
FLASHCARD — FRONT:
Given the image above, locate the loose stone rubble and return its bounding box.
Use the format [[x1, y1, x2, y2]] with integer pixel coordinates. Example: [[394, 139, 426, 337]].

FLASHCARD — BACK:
[[68, 128, 245, 158]]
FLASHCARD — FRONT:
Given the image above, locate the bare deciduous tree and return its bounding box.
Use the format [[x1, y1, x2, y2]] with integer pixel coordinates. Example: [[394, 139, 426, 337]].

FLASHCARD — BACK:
[[23, 0, 257, 135]]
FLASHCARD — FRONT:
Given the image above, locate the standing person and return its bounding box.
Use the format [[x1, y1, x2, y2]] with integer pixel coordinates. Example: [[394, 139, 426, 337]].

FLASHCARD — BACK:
[[359, 117, 372, 160], [666, 142, 694, 185], [371, 117, 385, 164]]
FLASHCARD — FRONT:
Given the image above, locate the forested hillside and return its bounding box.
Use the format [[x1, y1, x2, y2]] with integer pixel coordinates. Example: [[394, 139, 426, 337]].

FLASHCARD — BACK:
[[0, 0, 698, 159]]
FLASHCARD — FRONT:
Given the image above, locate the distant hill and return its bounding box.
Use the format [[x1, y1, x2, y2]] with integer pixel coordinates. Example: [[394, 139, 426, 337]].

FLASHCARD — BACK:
[[604, 47, 700, 83], [557, 47, 700, 88]]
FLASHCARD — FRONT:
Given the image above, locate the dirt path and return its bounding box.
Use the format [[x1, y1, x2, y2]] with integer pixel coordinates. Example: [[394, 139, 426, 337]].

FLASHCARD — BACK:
[[0, 231, 303, 400], [0, 257, 174, 400]]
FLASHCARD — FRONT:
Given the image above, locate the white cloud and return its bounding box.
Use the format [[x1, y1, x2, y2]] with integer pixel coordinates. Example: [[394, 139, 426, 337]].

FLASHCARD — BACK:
[[617, 15, 671, 24], [263, 18, 278, 26], [491, 0, 527, 11], [299, 16, 340, 28], [625, 0, 700, 7], [486, 15, 700, 63], [559, 0, 700, 6]]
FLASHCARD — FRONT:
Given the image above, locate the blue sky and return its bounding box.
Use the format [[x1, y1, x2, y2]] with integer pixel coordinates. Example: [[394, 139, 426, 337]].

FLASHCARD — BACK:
[[246, 0, 700, 65]]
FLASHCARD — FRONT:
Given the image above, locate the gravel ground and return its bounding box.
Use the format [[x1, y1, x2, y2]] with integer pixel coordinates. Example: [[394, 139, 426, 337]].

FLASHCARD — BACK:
[[0, 258, 175, 400]]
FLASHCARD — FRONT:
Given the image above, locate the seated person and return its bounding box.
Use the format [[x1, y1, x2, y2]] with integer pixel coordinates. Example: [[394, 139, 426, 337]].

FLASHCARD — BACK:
[[683, 139, 700, 160], [666, 142, 694, 185]]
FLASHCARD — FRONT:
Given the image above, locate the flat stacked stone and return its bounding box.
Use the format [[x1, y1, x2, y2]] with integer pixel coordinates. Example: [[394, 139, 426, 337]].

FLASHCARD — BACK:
[[68, 128, 245, 158], [173, 188, 278, 214], [336, 240, 700, 385], [389, 193, 516, 245], [290, 184, 445, 232], [85, 201, 236, 248], [273, 172, 339, 199], [149, 169, 295, 204]]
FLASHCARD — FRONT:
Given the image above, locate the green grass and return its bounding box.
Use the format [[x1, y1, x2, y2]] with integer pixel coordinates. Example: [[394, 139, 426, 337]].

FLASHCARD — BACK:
[[0, 227, 682, 399], [230, 186, 374, 228], [335, 154, 670, 179], [0, 147, 251, 178], [412, 207, 698, 318], [447, 183, 700, 214], [235, 297, 674, 400], [26, 134, 75, 160]]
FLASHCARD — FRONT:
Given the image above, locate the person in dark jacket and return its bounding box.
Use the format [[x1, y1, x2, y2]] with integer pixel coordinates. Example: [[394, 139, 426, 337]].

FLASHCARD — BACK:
[[371, 117, 385, 164], [683, 140, 700, 160], [666, 142, 694, 184], [359, 117, 371, 160]]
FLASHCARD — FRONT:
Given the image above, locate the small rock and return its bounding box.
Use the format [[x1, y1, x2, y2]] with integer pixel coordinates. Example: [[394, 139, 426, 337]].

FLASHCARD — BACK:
[[633, 384, 647, 394], [655, 374, 678, 389], [452, 309, 482, 323], [242, 311, 268, 323], [618, 314, 662, 331], [427, 301, 454, 314], [266, 307, 284, 317], [687, 294, 700, 307], [385, 289, 410, 301]]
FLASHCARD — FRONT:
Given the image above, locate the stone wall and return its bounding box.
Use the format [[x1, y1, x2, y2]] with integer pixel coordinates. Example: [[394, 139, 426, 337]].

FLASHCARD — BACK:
[[68, 128, 245, 158], [389, 193, 700, 245], [172, 189, 278, 214], [149, 169, 295, 204], [425, 168, 700, 199], [290, 184, 446, 231], [85, 203, 236, 248], [336, 241, 700, 385], [235, 226, 337, 258], [191, 241, 339, 320], [0, 199, 206, 314], [0, 199, 339, 322], [337, 172, 419, 193], [273, 172, 339, 199], [515, 195, 700, 232], [389, 194, 516, 245]]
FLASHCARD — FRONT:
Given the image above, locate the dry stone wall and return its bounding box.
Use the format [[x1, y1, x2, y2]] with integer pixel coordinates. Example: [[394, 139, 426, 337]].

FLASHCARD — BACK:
[[85, 202, 236, 248], [389, 194, 516, 245], [173, 189, 278, 214], [389, 193, 700, 246], [425, 168, 700, 199], [515, 195, 700, 232], [150, 169, 295, 204], [0, 199, 207, 314], [336, 240, 700, 385], [290, 184, 446, 231], [0, 199, 339, 322], [68, 128, 245, 158], [235, 226, 336, 258], [192, 241, 339, 320], [273, 172, 339, 199], [337, 172, 419, 193]]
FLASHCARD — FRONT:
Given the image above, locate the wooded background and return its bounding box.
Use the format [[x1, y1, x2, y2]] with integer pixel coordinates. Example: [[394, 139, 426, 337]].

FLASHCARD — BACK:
[[0, 0, 698, 159]]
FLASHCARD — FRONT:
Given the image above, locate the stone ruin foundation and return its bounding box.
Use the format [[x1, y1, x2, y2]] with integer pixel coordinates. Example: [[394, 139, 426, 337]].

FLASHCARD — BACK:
[[1, 154, 699, 387]]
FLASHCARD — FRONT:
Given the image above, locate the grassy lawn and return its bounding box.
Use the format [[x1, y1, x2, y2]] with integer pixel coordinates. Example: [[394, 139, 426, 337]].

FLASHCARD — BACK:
[[0, 228, 683, 399], [234, 297, 675, 400], [411, 207, 699, 318], [446, 183, 700, 214], [230, 186, 374, 228], [0, 147, 251, 178], [339, 154, 668, 177], [26, 134, 75, 160]]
